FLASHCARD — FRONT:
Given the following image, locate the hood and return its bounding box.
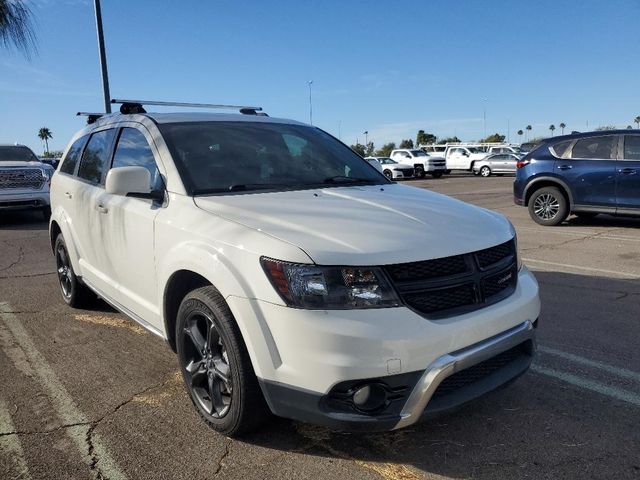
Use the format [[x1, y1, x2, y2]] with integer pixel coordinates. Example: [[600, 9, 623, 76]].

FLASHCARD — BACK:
[[0, 161, 48, 169], [194, 184, 514, 265]]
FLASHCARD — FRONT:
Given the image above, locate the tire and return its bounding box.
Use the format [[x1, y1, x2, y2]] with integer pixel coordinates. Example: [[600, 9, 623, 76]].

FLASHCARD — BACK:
[[383, 169, 392, 180], [528, 186, 569, 226], [176, 286, 268, 436], [414, 165, 425, 178], [54, 234, 95, 307], [480, 166, 491, 177], [431, 171, 443, 178]]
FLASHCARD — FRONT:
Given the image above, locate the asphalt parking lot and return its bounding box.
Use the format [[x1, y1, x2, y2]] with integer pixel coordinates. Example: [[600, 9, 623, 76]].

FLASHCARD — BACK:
[[1, 174, 639, 480]]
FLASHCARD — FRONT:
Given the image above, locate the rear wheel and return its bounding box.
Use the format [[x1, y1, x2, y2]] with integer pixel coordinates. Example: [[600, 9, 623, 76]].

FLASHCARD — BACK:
[[54, 234, 94, 307], [176, 286, 268, 436], [528, 186, 569, 226], [480, 166, 491, 177]]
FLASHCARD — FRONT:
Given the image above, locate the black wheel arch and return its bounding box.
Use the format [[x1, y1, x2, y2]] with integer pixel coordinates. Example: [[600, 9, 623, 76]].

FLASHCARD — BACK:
[[524, 176, 574, 208]]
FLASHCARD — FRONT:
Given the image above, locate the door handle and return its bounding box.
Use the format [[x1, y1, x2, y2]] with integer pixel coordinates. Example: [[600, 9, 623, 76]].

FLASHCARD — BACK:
[[619, 168, 636, 175], [557, 165, 572, 170], [64, 192, 72, 199], [96, 204, 108, 214]]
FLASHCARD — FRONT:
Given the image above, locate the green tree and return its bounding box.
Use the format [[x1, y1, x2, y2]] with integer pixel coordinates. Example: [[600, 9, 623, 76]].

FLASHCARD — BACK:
[[364, 141, 375, 157], [38, 127, 52, 154], [635, 116, 640, 129], [374, 142, 395, 157], [437, 136, 460, 144], [627, 125, 633, 130], [416, 130, 436, 146], [480, 133, 506, 143], [399, 139, 414, 149], [0, 0, 37, 57], [517, 129, 524, 141], [350, 143, 366, 156], [559, 122, 566, 134], [549, 124, 556, 136]]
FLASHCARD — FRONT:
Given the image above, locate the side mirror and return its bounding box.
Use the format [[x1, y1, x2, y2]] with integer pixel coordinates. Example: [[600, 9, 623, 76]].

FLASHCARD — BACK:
[[106, 166, 162, 201]]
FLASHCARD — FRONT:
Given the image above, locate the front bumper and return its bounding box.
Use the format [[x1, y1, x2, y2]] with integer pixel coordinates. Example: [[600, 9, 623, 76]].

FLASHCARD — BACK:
[[0, 190, 50, 210], [228, 267, 540, 430]]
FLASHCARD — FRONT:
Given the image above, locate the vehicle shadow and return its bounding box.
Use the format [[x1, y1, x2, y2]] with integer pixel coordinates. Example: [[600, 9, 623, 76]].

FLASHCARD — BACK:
[[0, 211, 49, 230], [231, 270, 640, 479], [565, 214, 640, 228]]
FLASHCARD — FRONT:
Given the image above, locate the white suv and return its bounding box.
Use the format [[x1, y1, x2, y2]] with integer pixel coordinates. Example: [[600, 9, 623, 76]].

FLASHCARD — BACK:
[[50, 105, 539, 435], [1, 144, 54, 218], [389, 149, 446, 178]]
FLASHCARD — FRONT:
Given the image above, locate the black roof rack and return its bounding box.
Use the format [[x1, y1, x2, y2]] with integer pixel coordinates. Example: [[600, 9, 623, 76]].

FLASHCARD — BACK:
[[110, 99, 268, 116], [76, 112, 106, 124]]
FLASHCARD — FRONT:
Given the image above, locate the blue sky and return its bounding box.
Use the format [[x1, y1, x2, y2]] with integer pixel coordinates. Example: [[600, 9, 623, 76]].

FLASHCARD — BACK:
[[1, 0, 639, 153]]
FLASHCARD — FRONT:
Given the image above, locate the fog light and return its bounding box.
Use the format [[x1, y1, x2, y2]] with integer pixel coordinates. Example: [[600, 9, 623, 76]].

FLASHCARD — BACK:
[[352, 384, 387, 412]]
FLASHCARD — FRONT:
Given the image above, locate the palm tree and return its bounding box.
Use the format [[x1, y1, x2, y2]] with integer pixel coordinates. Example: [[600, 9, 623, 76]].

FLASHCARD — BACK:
[[525, 125, 532, 141], [549, 124, 556, 136], [0, 0, 38, 57], [38, 127, 52, 155], [517, 129, 523, 142], [559, 122, 566, 135], [635, 116, 640, 129]]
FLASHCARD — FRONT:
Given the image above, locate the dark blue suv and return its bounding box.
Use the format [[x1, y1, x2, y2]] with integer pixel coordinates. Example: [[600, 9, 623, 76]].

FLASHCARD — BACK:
[[514, 130, 640, 226]]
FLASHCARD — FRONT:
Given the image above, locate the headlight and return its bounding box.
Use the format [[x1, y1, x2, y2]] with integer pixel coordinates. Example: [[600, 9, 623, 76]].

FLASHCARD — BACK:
[[261, 258, 400, 309]]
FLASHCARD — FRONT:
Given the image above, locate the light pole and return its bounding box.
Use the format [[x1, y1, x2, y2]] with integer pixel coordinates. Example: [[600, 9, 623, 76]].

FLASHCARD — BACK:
[[482, 98, 487, 139], [307, 80, 313, 125], [93, 0, 111, 113]]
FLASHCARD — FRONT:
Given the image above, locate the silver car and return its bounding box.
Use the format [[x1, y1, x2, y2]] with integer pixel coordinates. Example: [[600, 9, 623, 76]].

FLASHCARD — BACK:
[[473, 153, 520, 177]]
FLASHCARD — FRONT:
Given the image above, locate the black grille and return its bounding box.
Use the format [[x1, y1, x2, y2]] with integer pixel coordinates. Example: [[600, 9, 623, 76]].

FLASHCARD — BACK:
[[399, 168, 414, 176], [385, 239, 517, 318], [476, 240, 513, 268], [432, 342, 529, 399], [405, 284, 475, 314], [386, 255, 468, 282]]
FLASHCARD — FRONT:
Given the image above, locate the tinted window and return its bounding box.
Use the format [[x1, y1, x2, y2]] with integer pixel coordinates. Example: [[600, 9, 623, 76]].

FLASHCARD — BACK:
[[571, 136, 616, 160], [159, 121, 386, 194], [60, 136, 88, 175], [623, 135, 640, 160], [551, 140, 572, 158], [78, 129, 116, 184], [111, 128, 163, 190]]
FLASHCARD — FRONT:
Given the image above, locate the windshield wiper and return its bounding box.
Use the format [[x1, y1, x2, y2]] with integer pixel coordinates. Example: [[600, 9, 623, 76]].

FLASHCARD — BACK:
[[322, 176, 381, 184]]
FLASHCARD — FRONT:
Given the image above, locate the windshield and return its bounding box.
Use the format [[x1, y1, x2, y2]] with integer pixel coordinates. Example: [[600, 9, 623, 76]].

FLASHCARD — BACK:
[[468, 147, 484, 153], [159, 121, 388, 194], [0, 146, 39, 162], [380, 158, 396, 164], [410, 150, 427, 157]]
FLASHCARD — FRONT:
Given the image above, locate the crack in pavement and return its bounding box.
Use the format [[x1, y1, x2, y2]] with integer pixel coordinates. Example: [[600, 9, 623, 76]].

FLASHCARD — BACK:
[[212, 438, 233, 476], [520, 228, 626, 255], [0, 242, 24, 273], [0, 271, 56, 280]]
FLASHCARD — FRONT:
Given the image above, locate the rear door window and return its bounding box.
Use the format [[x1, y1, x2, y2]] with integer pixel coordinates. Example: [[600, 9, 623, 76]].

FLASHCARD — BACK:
[[623, 135, 640, 160], [570, 136, 617, 160], [77, 129, 116, 184], [60, 135, 88, 175]]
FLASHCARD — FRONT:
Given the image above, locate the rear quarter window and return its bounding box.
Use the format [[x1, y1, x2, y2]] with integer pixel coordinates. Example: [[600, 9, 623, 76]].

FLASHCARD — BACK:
[[550, 140, 572, 158], [59, 135, 88, 175]]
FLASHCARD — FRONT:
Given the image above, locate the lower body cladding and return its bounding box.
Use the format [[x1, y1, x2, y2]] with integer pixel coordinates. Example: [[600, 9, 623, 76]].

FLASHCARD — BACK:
[[227, 267, 540, 432]]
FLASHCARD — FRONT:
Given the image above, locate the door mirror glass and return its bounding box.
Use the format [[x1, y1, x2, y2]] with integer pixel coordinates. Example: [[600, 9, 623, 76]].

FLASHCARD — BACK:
[[106, 166, 151, 196]]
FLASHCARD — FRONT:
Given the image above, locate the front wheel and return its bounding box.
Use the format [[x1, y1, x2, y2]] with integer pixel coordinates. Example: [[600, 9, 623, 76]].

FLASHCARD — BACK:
[[528, 187, 569, 226], [176, 286, 268, 436], [480, 166, 491, 177], [383, 169, 392, 180]]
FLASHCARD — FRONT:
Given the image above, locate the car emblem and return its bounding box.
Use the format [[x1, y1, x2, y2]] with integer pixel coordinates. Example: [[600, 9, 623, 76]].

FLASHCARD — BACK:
[[497, 272, 513, 285]]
